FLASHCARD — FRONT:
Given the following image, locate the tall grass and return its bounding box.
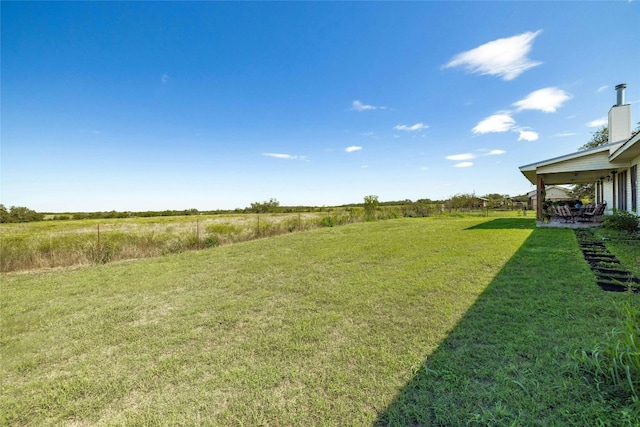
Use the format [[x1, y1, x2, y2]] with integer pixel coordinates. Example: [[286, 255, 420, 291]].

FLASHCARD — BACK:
[[573, 298, 640, 408], [1, 207, 493, 273], [1, 210, 378, 272]]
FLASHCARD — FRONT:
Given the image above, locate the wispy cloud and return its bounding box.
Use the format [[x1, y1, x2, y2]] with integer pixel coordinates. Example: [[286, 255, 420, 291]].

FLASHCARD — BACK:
[[446, 153, 476, 161], [472, 113, 515, 134], [513, 87, 571, 113], [587, 117, 607, 127], [597, 85, 608, 93], [485, 149, 506, 155], [393, 123, 428, 132], [262, 153, 308, 161], [351, 100, 385, 112], [444, 30, 542, 81], [161, 73, 170, 84], [555, 132, 576, 137], [517, 129, 539, 141], [454, 162, 474, 168], [345, 146, 362, 153]]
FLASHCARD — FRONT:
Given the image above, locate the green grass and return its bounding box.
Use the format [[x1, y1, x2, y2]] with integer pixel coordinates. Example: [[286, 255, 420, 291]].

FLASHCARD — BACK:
[[594, 228, 640, 278], [2, 216, 638, 425]]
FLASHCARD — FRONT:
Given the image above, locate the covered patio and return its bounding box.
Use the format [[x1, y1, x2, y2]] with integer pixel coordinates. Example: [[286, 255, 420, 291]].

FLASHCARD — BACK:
[[519, 142, 627, 227]]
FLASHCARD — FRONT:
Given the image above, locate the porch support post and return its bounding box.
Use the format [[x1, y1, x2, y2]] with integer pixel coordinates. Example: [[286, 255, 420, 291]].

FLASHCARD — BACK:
[[536, 174, 545, 222]]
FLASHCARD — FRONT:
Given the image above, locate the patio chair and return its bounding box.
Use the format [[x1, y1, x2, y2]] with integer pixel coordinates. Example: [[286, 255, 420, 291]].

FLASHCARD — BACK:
[[580, 203, 595, 216], [579, 203, 606, 222], [553, 205, 573, 222]]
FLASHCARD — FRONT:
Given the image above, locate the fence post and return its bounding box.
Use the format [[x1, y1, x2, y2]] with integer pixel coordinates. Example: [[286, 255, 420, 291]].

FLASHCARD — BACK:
[[196, 218, 200, 249]]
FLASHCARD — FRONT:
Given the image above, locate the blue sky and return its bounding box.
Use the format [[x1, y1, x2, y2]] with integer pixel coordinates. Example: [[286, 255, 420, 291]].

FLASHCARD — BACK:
[[2, 1, 639, 212]]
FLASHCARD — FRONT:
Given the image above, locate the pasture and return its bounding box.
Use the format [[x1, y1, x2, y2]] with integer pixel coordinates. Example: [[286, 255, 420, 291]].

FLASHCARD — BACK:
[[0, 211, 360, 273], [2, 216, 639, 425]]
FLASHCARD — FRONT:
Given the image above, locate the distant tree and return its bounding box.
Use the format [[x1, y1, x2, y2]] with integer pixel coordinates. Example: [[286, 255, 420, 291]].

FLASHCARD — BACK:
[[363, 195, 379, 219], [0, 205, 44, 223], [448, 193, 477, 210], [482, 193, 511, 209], [578, 126, 608, 151], [0, 205, 9, 223], [401, 199, 432, 217], [250, 198, 280, 213]]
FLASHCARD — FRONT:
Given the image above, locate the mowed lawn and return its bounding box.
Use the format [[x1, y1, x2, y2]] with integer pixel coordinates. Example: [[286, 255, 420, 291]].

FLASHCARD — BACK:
[[2, 216, 638, 425]]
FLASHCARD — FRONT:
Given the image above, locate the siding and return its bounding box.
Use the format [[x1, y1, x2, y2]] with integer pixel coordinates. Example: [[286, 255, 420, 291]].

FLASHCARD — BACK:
[[536, 151, 628, 175]]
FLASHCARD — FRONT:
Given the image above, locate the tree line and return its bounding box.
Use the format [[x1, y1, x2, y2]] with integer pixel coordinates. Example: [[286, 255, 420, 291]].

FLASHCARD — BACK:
[[0, 193, 531, 224], [0, 205, 45, 223]]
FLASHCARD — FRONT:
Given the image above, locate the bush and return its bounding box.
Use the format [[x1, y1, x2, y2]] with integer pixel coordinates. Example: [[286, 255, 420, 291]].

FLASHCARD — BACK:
[[602, 210, 640, 233], [321, 216, 334, 227], [203, 236, 220, 248]]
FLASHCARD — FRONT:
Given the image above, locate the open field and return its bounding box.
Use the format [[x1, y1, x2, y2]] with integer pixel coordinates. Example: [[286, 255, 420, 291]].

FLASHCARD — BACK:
[[0, 211, 361, 273], [2, 216, 639, 425], [0, 208, 509, 273]]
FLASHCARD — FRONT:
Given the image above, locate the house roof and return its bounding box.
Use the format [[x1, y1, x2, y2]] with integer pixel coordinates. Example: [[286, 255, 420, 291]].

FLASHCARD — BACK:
[[526, 185, 571, 198], [609, 131, 640, 162], [519, 136, 638, 186]]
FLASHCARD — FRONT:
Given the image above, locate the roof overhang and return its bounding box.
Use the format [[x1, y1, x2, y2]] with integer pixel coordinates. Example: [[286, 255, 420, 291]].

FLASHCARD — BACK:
[[609, 131, 640, 162], [519, 144, 615, 185]]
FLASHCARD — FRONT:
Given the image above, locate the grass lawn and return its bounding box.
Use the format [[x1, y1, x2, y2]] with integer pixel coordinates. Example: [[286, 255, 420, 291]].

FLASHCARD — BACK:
[[2, 216, 638, 425]]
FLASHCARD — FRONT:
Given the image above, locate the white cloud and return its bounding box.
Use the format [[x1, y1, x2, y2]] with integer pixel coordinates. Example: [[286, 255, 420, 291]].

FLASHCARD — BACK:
[[444, 30, 542, 81], [446, 153, 476, 161], [161, 73, 170, 84], [597, 85, 608, 93], [345, 146, 362, 153], [351, 100, 385, 111], [517, 129, 539, 141], [513, 87, 571, 113], [454, 162, 474, 168], [555, 132, 576, 137], [587, 117, 607, 127], [262, 153, 308, 161], [486, 149, 506, 155], [393, 123, 428, 132], [472, 113, 515, 134]]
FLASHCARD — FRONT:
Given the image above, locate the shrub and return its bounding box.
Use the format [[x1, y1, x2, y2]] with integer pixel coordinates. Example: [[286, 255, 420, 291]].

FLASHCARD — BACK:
[[363, 195, 379, 220], [321, 216, 334, 227], [602, 210, 640, 234], [202, 235, 220, 248]]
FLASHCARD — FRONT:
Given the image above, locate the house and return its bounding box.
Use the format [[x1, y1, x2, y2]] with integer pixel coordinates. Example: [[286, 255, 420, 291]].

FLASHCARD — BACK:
[[526, 185, 573, 210], [519, 83, 639, 224]]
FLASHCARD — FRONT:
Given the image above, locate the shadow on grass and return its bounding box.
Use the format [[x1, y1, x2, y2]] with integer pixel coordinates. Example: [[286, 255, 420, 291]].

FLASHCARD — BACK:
[[466, 217, 536, 230], [374, 226, 623, 426]]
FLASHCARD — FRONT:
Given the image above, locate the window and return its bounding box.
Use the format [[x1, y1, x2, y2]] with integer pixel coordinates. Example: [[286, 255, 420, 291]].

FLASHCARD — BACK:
[[632, 165, 638, 211], [617, 170, 628, 211]]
